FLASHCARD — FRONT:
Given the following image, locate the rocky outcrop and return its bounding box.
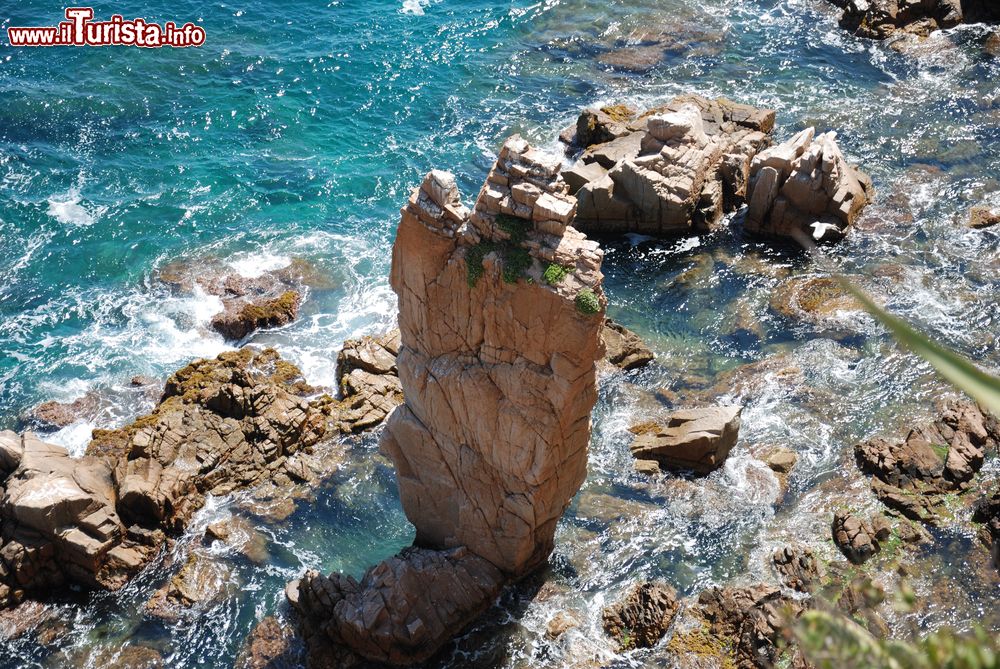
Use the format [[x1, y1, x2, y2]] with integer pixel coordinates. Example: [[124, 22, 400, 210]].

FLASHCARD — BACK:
[[289, 137, 606, 664], [0, 432, 127, 607], [972, 488, 1000, 570], [146, 552, 236, 620], [155, 257, 319, 341], [827, 0, 1000, 40], [602, 319, 654, 370], [23, 392, 100, 430], [854, 400, 1000, 523], [602, 581, 680, 649], [772, 545, 822, 592], [629, 406, 742, 475], [696, 584, 805, 669], [236, 616, 299, 669], [745, 128, 873, 243], [832, 512, 890, 565], [211, 290, 301, 341], [332, 330, 404, 432], [568, 95, 775, 236]]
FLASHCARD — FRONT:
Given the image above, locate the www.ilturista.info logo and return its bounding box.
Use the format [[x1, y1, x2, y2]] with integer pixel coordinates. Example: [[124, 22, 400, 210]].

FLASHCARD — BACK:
[[7, 8, 205, 47]]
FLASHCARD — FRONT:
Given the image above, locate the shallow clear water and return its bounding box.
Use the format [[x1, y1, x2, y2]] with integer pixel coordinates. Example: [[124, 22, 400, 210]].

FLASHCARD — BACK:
[[1, 0, 998, 666]]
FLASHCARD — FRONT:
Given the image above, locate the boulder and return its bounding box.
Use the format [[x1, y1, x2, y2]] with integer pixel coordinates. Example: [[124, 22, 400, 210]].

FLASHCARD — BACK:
[[146, 552, 236, 620], [290, 138, 607, 663], [764, 447, 798, 474], [769, 276, 860, 324], [970, 206, 1000, 229], [545, 611, 581, 640], [331, 330, 404, 432], [629, 406, 743, 475], [745, 129, 873, 243], [23, 391, 100, 430], [832, 512, 884, 565], [572, 95, 775, 236], [601, 581, 680, 649], [289, 547, 503, 666], [772, 545, 822, 592], [236, 616, 299, 669], [602, 319, 654, 370]]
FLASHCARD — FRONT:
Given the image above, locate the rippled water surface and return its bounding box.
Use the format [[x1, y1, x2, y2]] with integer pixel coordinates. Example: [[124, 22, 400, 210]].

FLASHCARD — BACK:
[[1, 0, 999, 667]]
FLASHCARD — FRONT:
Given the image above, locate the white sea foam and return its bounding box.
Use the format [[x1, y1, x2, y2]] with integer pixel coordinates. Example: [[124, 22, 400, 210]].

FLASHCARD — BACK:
[[400, 0, 429, 15], [46, 189, 102, 226], [225, 251, 292, 278]]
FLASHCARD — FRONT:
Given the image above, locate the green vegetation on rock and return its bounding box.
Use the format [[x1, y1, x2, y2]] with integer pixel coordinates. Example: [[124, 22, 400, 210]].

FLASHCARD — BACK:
[[543, 263, 572, 285], [575, 288, 601, 315], [465, 215, 538, 287]]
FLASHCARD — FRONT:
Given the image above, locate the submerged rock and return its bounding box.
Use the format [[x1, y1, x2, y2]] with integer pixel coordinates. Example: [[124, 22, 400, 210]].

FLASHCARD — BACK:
[[769, 276, 860, 325], [629, 406, 742, 475], [236, 616, 300, 669], [745, 128, 873, 243], [146, 551, 236, 620], [571, 94, 775, 236], [23, 391, 101, 430], [853, 400, 1000, 523], [602, 581, 680, 650], [290, 138, 607, 664]]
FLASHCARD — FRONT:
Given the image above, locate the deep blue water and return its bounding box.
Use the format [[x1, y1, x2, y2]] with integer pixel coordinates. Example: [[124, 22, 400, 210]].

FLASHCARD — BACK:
[[1, 1, 999, 667]]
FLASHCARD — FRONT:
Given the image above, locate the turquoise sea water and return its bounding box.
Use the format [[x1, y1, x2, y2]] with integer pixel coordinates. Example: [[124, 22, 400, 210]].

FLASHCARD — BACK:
[[1, 0, 999, 667]]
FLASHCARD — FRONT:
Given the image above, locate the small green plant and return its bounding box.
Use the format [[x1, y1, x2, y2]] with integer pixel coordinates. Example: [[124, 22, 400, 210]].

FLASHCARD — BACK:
[[495, 213, 531, 244], [502, 247, 532, 283], [929, 443, 950, 462], [465, 241, 495, 287], [619, 628, 635, 651], [575, 288, 601, 315], [543, 263, 572, 285]]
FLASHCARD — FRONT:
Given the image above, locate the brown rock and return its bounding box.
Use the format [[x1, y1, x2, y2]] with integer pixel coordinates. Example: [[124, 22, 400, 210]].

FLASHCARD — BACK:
[[769, 276, 859, 324], [772, 545, 822, 592], [745, 128, 873, 243], [602, 581, 680, 649], [24, 391, 100, 430], [291, 139, 606, 664], [987, 32, 1000, 57], [972, 487, 1000, 570], [602, 318, 654, 370], [211, 290, 301, 340], [205, 515, 270, 564], [331, 330, 404, 432], [574, 94, 774, 236], [830, 0, 1000, 40], [764, 447, 798, 474], [832, 512, 881, 565], [236, 616, 299, 669], [697, 584, 804, 669], [630, 406, 742, 475], [970, 206, 1000, 229], [147, 551, 236, 620], [545, 611, 581, 640]]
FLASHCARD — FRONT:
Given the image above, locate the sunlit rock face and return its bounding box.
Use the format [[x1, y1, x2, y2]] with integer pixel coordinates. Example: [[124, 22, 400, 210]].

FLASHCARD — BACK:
[[289, 137, 607, 665]]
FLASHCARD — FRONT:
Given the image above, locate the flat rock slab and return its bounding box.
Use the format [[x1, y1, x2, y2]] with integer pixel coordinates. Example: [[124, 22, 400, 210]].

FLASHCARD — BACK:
[[630, 406, 743, 475]]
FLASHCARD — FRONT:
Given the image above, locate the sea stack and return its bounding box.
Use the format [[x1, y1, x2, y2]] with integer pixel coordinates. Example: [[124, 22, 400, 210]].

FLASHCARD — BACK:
[[288, 136, 607, 665]]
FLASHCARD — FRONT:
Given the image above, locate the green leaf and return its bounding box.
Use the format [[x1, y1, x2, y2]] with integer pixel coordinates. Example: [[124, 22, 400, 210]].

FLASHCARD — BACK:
[[836, 278, 1000, 415]]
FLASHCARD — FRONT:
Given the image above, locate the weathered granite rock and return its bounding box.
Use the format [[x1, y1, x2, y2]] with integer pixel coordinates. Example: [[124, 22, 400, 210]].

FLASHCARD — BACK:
[[88, 348, 331, 536], [205, 515, 270, 564], [629, 406, 743, 475], [289, 547, 503, 666], [331, 330, 404, 432], [827, 0, 1000, 40], [572, 95, 775, 235], [545, 611, 581, 640], [0, 431, 130, 607], [772, 545, 822, 592], [290, 138, 606, 664], [696, 584, 805, 669], [764, 447, 798, 475], [854, 400, 1000, 522], [972, 488, 1000, 570], [832, 512, 886, 565], [970, 206, 1000, 229], [602, 318, 654, 370], [769, 276, 860, 325], [745, 128, 873, 243], [602, 581, 680, 649], [211, 290, 301, 341]]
